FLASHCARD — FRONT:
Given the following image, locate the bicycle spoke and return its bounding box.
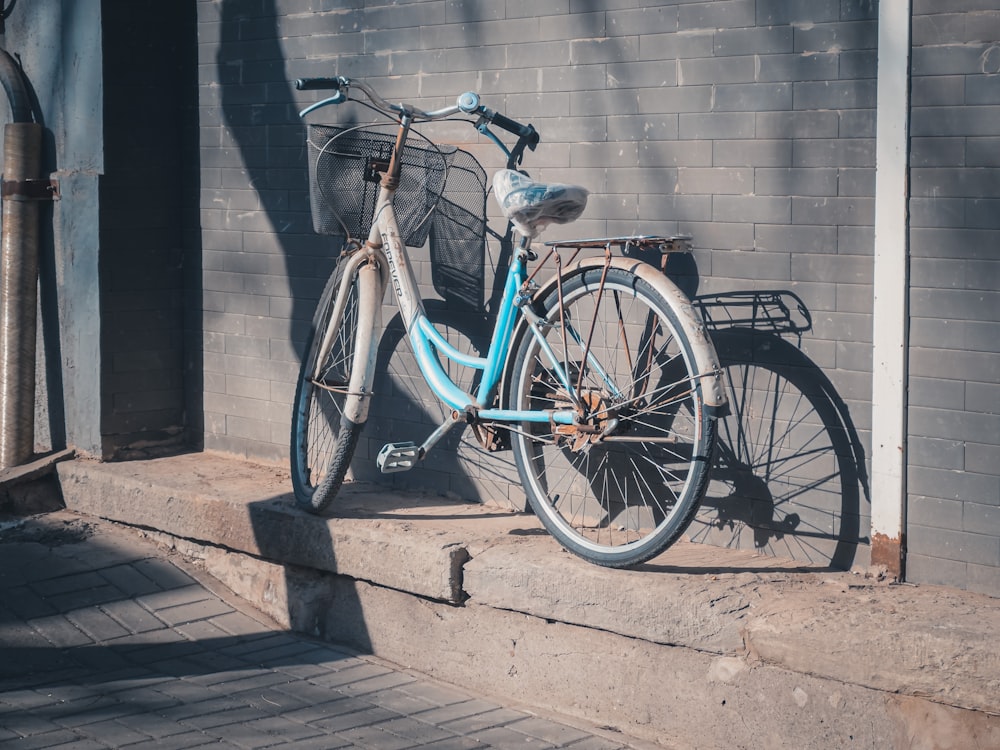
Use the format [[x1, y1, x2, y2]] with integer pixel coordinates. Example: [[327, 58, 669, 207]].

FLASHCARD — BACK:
[[290, 260, 372, 513], [509, 264, 716, 567]]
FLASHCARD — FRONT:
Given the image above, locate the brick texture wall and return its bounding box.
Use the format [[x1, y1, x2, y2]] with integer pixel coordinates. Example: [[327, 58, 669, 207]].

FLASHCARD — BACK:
[[906, 1, 1000, 595], [193, 0, 997, 591]]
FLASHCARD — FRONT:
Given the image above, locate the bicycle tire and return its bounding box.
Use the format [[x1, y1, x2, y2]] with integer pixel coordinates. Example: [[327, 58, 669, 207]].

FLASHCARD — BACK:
[[507, 265, 717, 567], [290, 256, 378, 513]]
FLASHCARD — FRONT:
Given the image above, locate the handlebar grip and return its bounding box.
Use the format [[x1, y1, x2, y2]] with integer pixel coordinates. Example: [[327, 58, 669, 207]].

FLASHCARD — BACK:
[[294, 77, 343, 91], [489, 110, 532, 138]]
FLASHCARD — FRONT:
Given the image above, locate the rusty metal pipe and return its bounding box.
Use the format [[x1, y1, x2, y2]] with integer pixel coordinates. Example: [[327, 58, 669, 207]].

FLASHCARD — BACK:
[[0, 44, 41, 470], [0, 121, 42, 468]]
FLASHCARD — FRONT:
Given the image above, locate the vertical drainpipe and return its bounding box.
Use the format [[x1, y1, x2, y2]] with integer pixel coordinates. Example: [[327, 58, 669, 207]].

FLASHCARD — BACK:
[[870, 0, 912, 579], [0, 46, 45, 470]]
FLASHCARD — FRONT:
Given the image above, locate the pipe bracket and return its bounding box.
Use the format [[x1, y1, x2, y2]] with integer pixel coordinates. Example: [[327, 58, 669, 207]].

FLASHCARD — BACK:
[[1, 177, 59, 201]]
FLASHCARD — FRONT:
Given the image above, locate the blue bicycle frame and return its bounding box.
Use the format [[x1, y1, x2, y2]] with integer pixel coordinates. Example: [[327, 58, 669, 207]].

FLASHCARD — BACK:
[[304, 97, 596, 463], [362, 161, 578, 435]]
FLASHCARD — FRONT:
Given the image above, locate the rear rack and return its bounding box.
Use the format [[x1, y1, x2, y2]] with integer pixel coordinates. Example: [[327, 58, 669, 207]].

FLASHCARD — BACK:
[[544, 235, 692, 253]]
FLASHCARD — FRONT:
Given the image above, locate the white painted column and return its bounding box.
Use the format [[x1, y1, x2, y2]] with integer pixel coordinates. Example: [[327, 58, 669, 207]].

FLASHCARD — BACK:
[[870, 0, 912, 577]]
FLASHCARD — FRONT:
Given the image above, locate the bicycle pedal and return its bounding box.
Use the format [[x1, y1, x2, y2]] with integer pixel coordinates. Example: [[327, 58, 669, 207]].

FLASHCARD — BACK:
[[377, 442, 419, 473]]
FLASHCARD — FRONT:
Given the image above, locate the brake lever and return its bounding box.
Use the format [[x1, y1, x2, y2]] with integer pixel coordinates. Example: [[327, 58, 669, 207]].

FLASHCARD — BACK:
[[476, 120, 513, 161], [298, 91, 347, 119]]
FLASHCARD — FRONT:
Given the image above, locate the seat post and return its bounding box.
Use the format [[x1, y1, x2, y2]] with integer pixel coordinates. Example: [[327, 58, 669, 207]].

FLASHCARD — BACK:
[[515, 233, 538, 263]]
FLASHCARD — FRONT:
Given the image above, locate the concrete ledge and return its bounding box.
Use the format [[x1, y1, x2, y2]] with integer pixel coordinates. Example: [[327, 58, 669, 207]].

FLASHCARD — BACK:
[[57, 453, 494, 603], [466, 543, 1000, 715], [0, 448, 75, 515], [466, 543, 753, 653], [0, 448, 76, 486], [56, 452, 1000, 748]]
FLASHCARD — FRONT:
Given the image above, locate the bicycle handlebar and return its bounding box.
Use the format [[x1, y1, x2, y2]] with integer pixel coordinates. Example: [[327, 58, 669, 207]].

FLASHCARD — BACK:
[[294, 75, 538, 145], [293, 77, 344, 92]]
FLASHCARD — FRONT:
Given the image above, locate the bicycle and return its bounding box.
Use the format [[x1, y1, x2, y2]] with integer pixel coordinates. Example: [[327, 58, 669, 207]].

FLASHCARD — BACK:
[[289, 75, 729, 568]]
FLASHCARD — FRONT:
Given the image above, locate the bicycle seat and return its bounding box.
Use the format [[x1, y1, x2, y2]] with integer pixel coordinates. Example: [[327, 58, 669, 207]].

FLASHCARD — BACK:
[[493, 169, 589, 238]]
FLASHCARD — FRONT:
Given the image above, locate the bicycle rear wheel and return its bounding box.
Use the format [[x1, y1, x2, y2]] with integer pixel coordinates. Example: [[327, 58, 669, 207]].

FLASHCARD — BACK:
[[290, 256, 380, 513], [507, 265, 717, 567]]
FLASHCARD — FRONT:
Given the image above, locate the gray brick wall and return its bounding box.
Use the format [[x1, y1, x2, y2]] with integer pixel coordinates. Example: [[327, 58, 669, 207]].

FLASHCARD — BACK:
[[195, 0, 877, 571], [192, 0, 995, 590], [906, 3, 1000, 596]]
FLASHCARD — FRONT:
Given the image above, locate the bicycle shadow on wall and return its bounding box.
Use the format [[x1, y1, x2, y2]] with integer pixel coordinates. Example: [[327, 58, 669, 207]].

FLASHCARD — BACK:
[[217, 0, 376, 652], [666, 255, 872, 571]]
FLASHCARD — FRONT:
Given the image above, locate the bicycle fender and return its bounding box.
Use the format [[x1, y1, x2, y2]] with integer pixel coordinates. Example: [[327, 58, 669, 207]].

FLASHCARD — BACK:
[[510, 256, 729, 415], [344, 262, 384, 424]]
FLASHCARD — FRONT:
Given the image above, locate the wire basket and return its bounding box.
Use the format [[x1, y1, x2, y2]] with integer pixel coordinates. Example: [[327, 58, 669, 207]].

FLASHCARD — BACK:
[[429, 149, 487, 309], [308, 124, 449, 247], [308, 123, 488, 308]]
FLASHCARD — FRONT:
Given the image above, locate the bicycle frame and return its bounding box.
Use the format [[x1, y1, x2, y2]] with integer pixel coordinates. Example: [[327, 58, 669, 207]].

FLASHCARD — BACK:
[[303, 120, 586, 466], [307, 98, 728, 464], [354, 173, 579, 432], [293, 76, 733, 564]]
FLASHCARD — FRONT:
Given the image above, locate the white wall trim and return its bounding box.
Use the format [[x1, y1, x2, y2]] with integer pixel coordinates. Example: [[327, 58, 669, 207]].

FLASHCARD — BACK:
[[870, 0, 912, 572]]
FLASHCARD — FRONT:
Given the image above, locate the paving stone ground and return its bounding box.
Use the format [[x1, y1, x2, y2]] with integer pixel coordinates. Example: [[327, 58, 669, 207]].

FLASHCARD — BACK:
[[0, 511, 648, 750]]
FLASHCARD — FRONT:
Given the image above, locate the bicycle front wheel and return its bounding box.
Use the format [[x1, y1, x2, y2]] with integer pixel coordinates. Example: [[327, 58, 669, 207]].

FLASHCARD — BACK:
[[507, 265, 717, 567], [290, 256, 380, 513]]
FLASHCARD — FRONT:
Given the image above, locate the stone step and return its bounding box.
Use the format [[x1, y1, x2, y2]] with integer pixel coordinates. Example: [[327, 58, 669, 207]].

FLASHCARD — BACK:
[[55, 452, 1000, 749]]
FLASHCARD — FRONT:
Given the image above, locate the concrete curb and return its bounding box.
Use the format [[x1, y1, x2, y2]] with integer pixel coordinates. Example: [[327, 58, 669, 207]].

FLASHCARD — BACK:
[[56, 453, 1000, 748], [465, 543, 1000, 715], [56, 454, 475, 603]]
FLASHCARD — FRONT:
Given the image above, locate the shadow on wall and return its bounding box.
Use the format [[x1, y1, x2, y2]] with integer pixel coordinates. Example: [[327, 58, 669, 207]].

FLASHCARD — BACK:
[[216, 0, 333, 364], [364, 247, 873, 571], [665, 254, 872, 571], [28, 73, 65, 453], [217, 1, 872, 572], [217, 0, 370, 652], [214, 0, 488, 505]]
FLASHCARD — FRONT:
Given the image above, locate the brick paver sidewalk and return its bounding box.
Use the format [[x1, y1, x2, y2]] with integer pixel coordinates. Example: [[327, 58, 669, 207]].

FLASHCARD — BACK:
[[0, 511, 638, 749]]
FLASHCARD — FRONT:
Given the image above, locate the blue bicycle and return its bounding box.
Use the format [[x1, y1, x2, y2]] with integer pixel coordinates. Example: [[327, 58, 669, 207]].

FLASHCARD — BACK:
[[290, 76, 728, 567]]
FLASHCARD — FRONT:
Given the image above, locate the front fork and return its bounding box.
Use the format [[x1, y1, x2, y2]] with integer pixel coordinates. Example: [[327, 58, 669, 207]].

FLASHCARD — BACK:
[[313, 251, 386, 425]]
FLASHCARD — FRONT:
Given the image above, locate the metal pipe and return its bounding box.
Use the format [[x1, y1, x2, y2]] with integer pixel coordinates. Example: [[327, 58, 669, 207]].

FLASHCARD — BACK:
[[0, 120, 42, 468], [0, 43, 42, 470]]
